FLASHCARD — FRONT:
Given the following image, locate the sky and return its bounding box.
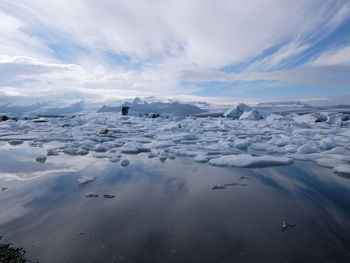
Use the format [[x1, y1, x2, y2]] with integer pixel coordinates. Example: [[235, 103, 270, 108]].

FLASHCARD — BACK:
[[1, 0, 350, 107]]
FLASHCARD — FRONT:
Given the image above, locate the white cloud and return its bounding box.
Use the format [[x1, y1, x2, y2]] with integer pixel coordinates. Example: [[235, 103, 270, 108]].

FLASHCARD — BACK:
[[248, 41, 311, 70], [312, 45, 350, 66], [0, 0, 349, 104]]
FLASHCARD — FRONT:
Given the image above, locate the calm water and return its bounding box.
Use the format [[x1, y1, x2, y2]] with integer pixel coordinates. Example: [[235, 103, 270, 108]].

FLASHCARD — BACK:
[[0, 141, 350, 263]]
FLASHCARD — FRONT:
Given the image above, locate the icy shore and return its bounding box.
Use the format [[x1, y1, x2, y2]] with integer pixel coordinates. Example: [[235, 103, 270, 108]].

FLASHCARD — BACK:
[[1, 111, 350, 175]]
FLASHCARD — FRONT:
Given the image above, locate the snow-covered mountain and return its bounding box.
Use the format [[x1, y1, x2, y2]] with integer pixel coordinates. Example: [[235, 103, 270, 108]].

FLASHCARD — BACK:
[[98, 98, 206, 116]]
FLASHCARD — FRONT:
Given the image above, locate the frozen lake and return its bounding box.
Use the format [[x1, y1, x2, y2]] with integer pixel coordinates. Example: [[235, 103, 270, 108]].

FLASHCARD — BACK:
[[0, 141, 350, 262]]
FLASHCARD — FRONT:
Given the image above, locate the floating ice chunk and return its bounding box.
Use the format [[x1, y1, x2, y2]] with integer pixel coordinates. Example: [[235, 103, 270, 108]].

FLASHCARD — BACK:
[[47, 148, 59, 156], [93, 153, 109, 158], [269, 135, 289, 147], [35, 155, 47, 163], [168, 153, 176, 160], [319, 138, 336, 150], [327, 113, 343, 126], [160, 123, 180, 131], [280, 145, 299, 154], [209, 154, 293, 168], [86, 193, 99, 198], [148, 152, 158, 158], [224, 103, 251, 119], [120, 141, 150, 153], [180, 140, 197, 145], [109, 157, 121, 162], [79, 141, 97, 151], [121, 159, 130, 167], [212, 184, 226, 190], [340, 129, 350, 137], [120, 147, 139, 154], [64, 147, 79, 155], [316, 158, 346, 168], [171, 149, 198, 157], [79, 176, 96, 187], [294, 113, 326, 124], [94, 145, 108, 152], [289, 153, 349, 162], [293, 114, 317, 124], [8, 140, 24, 146], [194, 154, 209, 163], [132, 137, 152, 143], [103, 194, 115, 199], [226, 135, 236, 142], [77, 148, 89, 155], [151, 141, 175, 149], [249, 143, 271, 151], [322, 147, 350, 155], [297, 142, 319, 154], [265, 114, 286, 121], [333, 165, 350, 175], [182, 134, 199, 140], [239, 108, 266, 120], [234, 139, 251, 150], [159, 156, 167, 163], [143, 132, 156, 138]]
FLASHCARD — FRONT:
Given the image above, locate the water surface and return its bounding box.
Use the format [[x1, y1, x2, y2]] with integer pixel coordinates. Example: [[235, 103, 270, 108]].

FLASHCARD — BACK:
[[0, 142, 350, 262]]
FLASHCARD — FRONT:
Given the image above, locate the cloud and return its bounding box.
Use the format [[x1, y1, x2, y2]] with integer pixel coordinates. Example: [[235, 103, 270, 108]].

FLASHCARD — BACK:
[[0, 0, 350, 105], [312, 45, 350, 66]]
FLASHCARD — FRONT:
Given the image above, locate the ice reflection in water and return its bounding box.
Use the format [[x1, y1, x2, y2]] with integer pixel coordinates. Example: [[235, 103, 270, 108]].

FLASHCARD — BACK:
[[0, 142, 350, 263]]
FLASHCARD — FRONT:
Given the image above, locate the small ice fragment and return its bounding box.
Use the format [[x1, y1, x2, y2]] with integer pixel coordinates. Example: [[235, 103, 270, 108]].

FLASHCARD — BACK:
[[194, 155, 209, 163], [63, 147, 79, 155], [109, 157, 121, 163], [159, 156, 167, 163], [333, 165, 350, 175], [209, 154, 293, 168], [99, 128, 109, 134], [86, 193, 99, 198], [281, 221, 296, 232], [47, 148, 59, 156], [94, 145, 108, 152], [78, 176, 96, 187], [316, 158, 345, 168], [212, 185, 226, 190], [297, 142, 319, 154], [103, 194, 115, 199], [93, 153, 109, 159], [148, 152, 158, 158], [224, 182, 247, 187], [77, 148, 89, 155], [8, 140, 24, 146], [168, 153, 176, 160], [121, 159, 130, 167], [35, 155, 47, 163], [234, 139, 251, 150]]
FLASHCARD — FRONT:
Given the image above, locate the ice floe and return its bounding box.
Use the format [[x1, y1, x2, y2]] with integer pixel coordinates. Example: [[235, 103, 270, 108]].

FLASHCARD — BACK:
[[209, 154, 293, 168], [0, 108, 349, 175], [333, 165, 350, 175]]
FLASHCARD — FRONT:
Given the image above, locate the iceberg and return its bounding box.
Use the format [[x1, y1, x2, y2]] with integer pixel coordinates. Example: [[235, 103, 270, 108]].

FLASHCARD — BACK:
[[223, 103, 252, 119], [224, 103, 269, 120]]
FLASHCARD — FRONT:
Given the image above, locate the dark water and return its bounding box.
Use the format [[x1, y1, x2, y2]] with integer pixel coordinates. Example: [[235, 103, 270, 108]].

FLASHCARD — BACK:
[[0, 142, 350, 263]]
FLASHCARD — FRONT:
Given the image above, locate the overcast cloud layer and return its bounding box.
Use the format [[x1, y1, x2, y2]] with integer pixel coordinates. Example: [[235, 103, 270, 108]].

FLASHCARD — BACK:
[[1, 0, 350, 106]]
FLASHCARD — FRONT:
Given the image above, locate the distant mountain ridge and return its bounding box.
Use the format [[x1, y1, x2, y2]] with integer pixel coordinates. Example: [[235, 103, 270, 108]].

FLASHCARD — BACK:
[[98, 97, 206, 116]]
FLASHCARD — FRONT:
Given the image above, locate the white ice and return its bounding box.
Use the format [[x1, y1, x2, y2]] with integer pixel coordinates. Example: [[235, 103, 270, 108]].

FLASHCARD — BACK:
[[209, 154, 293, 168], [0, 108, 349, 175]]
